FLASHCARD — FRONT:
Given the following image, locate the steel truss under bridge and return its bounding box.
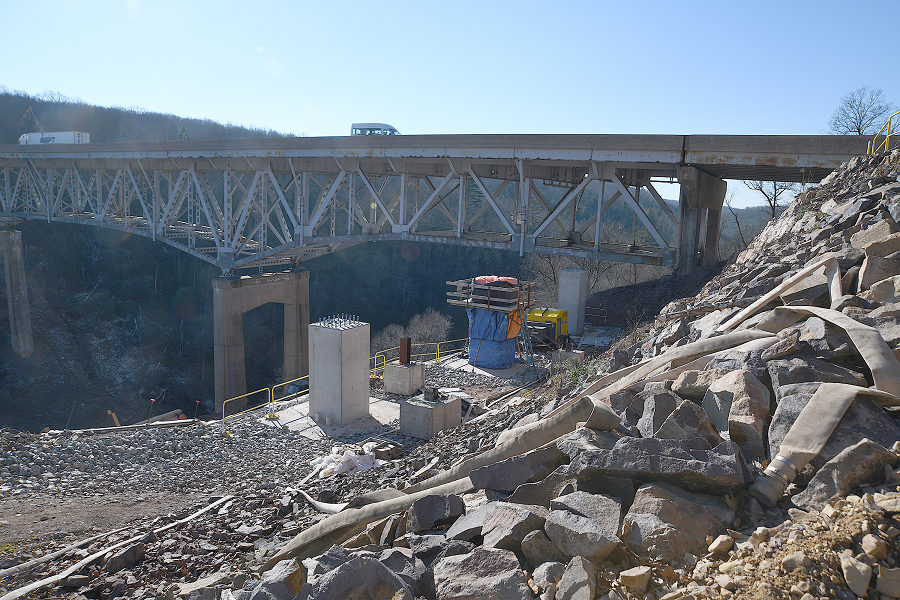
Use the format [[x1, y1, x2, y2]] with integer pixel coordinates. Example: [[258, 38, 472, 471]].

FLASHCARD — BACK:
[[0, 134, 866, 274]]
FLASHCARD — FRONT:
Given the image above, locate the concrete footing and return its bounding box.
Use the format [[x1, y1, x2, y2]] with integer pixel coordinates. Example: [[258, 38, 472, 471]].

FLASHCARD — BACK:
[[557, 268, 589, 336], [309, 317, 370, 426], [384, 361, 425, 396], [0, 230, 33, 358], [213, 271, 309, 414], [400, 396, 461, 439]]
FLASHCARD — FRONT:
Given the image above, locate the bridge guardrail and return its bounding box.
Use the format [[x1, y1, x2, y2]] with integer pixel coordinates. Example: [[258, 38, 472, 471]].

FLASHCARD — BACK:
[[221, 387, 271, 436], [869, 111, 900, 155]]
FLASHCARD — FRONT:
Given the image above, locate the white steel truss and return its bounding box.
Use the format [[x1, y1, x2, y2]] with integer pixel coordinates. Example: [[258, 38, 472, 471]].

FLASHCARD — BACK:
[[0, 133, 859, 273]]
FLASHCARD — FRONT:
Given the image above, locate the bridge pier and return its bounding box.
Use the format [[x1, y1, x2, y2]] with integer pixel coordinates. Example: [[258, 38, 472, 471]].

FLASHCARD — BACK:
[[0, 230, 34, 358], [212, 270, 309, 414], [677, 166, 727, 273]]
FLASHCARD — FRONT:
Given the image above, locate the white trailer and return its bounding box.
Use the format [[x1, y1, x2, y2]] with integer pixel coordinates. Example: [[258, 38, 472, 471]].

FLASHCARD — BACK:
[[18, 131, 90, 145]]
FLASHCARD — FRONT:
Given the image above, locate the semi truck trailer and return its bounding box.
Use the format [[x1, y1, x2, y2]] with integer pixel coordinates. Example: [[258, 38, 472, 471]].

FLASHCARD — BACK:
[[18, 131, 90, 145]]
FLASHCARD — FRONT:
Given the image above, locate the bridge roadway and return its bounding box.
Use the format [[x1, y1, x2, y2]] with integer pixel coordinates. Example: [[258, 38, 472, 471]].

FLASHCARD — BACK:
[[0, 134, 868, 275]]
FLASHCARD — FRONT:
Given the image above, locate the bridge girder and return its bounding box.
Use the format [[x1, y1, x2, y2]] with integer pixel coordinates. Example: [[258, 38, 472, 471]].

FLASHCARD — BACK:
[[0, 134, 867, 273]]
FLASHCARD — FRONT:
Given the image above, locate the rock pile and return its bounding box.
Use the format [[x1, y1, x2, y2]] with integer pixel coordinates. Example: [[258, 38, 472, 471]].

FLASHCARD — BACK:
[[4, 149, 900, 600]]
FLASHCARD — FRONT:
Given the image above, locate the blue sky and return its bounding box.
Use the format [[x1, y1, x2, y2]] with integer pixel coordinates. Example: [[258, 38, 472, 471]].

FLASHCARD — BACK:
[[2, 0, 897, 207]]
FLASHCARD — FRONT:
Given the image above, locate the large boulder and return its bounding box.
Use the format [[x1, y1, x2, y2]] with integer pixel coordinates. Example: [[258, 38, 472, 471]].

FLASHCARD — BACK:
[[671, 369, 730, 399], [766, 357, 866, 402], [521, 530, 568, 570], [481, 502, 546, 552], [654, 400, 723, 448], [791, 439, 899, 511], [634, 390, 681, 438], [406, 494, 466, 533], [543, 509, 620, 564], [469, 446, 567, 493], [297, 556, 412, 600], [769, 393, 900, 482], [553, 556, 598, 600], [508, 465, 579, 508], [550, 491, 621, 528], [433, 547, 533, 600], [569, 437, 754, 495], [621, 483, 736, 562], [702, 369, 771, 459]]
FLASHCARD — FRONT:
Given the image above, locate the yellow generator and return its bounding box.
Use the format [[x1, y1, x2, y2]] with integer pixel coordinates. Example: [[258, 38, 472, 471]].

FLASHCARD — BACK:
[[526, 308, 568, 349]]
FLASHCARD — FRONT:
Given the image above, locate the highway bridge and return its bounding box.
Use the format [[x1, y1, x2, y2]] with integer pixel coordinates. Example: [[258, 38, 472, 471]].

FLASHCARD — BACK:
[[0, 134, 870, 408], [0, 134, 868, 275]]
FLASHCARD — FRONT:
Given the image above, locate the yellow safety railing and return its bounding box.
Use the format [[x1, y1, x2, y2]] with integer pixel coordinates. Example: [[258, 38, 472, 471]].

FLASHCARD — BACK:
[[868, 110, 900, 155], [433, 337, 468, 363], [268, 374, 310, 419], [221, 387, 271, 436]]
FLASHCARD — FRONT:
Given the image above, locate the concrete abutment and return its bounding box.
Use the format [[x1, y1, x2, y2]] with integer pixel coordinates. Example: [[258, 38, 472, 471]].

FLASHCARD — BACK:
[[677, 166, 727, 274], [213, 271, 309, 414]]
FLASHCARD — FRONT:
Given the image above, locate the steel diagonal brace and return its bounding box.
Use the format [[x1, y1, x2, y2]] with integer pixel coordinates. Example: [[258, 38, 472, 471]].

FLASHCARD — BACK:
[[357, 167, 397, 227], [157, 170, 187, 233], [51, 169, 72, 217], [25, 160, 48, 212], [125, 168, 152, 225], [8, 168, 25, 213], [230, 171, 261, 249], [306, 171, 347, 236], [608, 170, 669, 250], [645, 182, 678, 227], [266, 168, 299, 231], [189, 168, 224, 250], [416, 176, 460, 229], [468, 170, 515, 234], [72, 166, 96, 215], [405, 166, 457, 233], [531, 175, 593, 239], [530, 183, 572, 236]]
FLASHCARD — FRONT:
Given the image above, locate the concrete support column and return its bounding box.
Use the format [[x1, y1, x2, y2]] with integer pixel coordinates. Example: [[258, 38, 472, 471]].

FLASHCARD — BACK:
[[212, 270, 310, 414], [0, 230, 34, 358], [677, 166, 727, 274], [283, 272, 310, 383], [557, 268, 589, 336]]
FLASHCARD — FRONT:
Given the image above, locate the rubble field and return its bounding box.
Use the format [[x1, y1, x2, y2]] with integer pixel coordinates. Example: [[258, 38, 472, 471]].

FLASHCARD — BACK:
[[3, 150, 900, 600]]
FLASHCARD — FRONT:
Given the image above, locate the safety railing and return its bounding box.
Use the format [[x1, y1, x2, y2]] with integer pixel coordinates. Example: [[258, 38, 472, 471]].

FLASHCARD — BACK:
[[221, 387, 271, 436], [268, 374, 310, 418], [435, 337, 468, 363], [585, 307, 608, 326], [868, 110, 900, 155]]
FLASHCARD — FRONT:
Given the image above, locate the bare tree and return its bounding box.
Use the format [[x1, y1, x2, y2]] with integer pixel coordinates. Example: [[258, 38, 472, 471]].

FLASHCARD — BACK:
[[724, 190, 746, 248], [828, 86, 896, 135], [743, 180, 799, 220]]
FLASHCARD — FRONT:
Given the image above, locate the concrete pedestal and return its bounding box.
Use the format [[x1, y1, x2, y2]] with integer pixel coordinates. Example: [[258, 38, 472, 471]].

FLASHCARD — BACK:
[[383, 361, 425, 396], [400, 396, 461, 440], [309, 317, 370, 426], [0, 230, 33, 358], [557, 268, 589, 336], [213, 271, 309, 414]]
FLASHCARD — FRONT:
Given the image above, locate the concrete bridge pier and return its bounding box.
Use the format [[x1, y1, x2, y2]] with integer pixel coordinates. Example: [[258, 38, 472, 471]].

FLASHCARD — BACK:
[[0, 230, 34, 358], [677, 166, 727, 274], [213, 270, 309, 414]]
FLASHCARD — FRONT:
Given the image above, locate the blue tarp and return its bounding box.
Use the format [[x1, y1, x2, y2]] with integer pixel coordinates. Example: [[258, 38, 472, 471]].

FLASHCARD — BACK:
[[467, 308, 516, 369]]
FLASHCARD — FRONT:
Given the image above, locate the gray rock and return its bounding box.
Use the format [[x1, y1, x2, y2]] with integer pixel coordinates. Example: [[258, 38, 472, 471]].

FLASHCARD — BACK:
[[445, 501, 499, 542], [769, 394, 900, 482], [104, 542, 144, 574], [671, 369, 730, 399], [705, 349, 771, 389], [481, 502, 545, 552], [404, 533, 448, 563], [556, 428, 621, 459], [550, 491, 621, 528], [655, 400, 723, 448], [248, 559, 306, 600], [767, 357, 867, 402], [470, 445, 567, 493], [377, 548, 428, 598], [635, 390, 680, 438], [569, 437, 753, 495], [532, 561, 565, 596], [302, 545, 350, 581], [840, 555, 872, 598], [509, 465, 579, 508], [576, 475, 636, 508], [433, 547, 532, 600], [406, 494, 466, 533], [791, 439, 899, 510], [554, 556, 598, 600], [521, 529, 568, 570], [297, 556, 412, 600], [621, 483, 735, 562], [544, 509, 620, 563]]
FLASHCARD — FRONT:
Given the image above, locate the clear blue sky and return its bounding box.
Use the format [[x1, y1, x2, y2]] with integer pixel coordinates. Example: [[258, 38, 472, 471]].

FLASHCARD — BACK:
[[2, 0, 897, 207]]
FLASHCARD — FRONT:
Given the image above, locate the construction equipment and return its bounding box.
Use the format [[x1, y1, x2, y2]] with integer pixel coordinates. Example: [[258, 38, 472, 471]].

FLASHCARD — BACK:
[[526, 308, 569, 350]]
